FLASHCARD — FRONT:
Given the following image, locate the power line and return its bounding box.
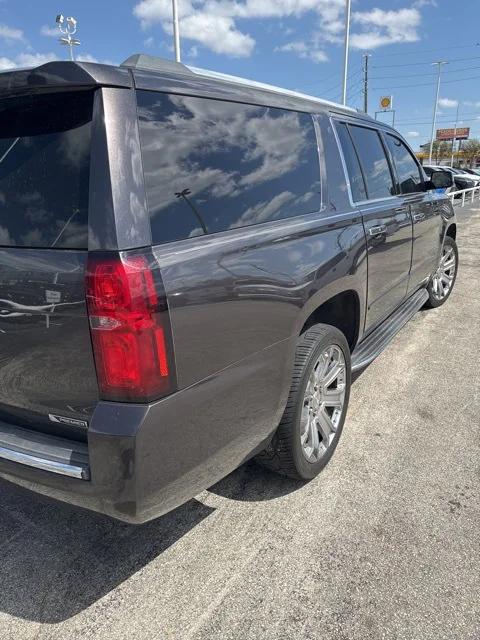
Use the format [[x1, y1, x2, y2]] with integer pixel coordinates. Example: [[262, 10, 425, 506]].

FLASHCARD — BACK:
[[372, 72, 480, 91], [319, 67, 363, 99], [370, 63, 480, 81], [396, 117, 480, 126], [296, 63, 362, 92], [368, 42, 480, 59], [372, 55, 480, 70], [395, 114, 480, 125]]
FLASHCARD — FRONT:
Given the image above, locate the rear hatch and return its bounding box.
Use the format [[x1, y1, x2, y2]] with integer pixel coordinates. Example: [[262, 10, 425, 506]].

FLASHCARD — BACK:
[[0, 89, 98, 440]]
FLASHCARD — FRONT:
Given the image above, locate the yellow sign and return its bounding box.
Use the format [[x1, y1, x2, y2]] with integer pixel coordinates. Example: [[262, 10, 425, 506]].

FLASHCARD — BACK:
[[380, 95, 392, 110]]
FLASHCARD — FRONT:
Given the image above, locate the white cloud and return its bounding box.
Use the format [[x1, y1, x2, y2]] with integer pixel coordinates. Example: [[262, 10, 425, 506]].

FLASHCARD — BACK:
[[0, 23, 24, 43], [40, 25, 59, 37], [438, 97, 458, 108], [133, 1, 426, 60], [133, 0, 345, 58], [350, 8, 421, 50], [463, 101, 480, 107], [76, 54, 99, 63], [0, 57, 15, 71], [275, 40, 327, 63], [0, 52, 59, 72], [407, 131, 420, 138], [181, 13, 254, 56], [143, 36, 155, 47], [412, 0, 436, 7], [0, 51, 108, 70]]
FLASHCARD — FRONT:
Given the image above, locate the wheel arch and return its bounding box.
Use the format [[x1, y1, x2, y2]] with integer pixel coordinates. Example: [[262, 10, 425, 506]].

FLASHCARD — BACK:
[[445, 222, 457, 241], [299, 289, 361, 352]]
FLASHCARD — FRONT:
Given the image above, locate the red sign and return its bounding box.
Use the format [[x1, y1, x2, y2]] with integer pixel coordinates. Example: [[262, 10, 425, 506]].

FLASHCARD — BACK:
[[436, 127, 470, 141]]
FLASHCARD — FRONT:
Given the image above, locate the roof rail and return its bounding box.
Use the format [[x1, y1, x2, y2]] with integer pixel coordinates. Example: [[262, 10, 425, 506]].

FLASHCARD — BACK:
[[121, 53, 356, 112], [121, 54, 193, 75]]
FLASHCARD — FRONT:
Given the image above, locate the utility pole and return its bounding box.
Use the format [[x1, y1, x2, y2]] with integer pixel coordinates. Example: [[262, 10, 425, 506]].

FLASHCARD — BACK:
[[172, 0, 181, 62], [451, 101, 460, 167], [428, 61, 448, 165], [341, 0, 351, 105], [363, 53, 370, 113]]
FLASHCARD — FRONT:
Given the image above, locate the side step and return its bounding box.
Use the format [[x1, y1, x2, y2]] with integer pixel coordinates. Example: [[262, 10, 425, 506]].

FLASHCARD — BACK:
[[351, 288, 428, 372], [0, 422, 90, 480]]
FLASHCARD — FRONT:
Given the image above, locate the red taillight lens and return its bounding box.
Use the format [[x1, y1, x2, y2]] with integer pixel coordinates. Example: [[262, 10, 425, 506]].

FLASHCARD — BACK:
[[85, 252, 176, 402]]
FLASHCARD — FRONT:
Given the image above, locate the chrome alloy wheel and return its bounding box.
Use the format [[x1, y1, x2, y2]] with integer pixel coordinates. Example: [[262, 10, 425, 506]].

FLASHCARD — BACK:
[[432, 244, 457, 301], [300, 345, 347, 463]]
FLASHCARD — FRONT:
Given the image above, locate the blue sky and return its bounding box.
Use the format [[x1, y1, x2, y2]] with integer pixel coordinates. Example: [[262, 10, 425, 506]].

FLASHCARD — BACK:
[[1, 0, 479, 148]]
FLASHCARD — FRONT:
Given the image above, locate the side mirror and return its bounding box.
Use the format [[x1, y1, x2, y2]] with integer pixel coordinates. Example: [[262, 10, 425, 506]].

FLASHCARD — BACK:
[[429, 170, 454, 190]]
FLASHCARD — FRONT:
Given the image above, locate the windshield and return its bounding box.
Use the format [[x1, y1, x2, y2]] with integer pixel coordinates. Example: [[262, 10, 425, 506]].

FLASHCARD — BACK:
[[0, 90, 93, 249]]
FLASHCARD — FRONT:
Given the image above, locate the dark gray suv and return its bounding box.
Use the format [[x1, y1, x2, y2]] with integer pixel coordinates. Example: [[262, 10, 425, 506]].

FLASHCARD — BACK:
[[0, 55, 458, 523]]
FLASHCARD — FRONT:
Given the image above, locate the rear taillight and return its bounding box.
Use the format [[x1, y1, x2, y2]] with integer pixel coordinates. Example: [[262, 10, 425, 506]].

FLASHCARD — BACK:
[[85, 251, 176, 402]]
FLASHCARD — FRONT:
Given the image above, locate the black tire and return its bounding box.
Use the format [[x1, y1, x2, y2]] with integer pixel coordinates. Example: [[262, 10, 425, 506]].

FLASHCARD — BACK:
[[424, 236, 458, 309], [256, 323, 351, 481]]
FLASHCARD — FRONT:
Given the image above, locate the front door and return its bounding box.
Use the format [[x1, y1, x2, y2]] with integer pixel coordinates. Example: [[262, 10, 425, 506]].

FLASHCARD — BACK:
[[360, 200, 413, 330], [382, 132, 442, 292]]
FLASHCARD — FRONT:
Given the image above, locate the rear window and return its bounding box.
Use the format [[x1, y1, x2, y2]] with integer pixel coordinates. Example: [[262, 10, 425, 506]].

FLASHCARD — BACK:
[[136, 90, 321, 245], [347, 125, 395, 200], [335, 122, 367, 202], [0, 91, 93, 249]]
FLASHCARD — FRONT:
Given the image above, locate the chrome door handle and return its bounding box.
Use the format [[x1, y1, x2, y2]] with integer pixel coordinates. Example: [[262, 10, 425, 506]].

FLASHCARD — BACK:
[[369, 225, 387, 236], [413, 213, 425, 222]]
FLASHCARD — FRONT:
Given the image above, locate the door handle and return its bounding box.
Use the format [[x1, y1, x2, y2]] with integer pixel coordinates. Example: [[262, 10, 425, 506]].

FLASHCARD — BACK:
[[369, 225, 387, 236], [413, 213, 425, 222], [395, 206, 408, 214]]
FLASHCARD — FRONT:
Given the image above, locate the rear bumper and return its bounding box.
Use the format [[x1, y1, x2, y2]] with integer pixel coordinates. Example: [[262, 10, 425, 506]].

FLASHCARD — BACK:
[[0, 337, 293, 523]]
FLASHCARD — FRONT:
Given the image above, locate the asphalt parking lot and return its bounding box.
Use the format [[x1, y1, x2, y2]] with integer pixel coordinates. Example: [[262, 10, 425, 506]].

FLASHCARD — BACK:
[[0, 204, 479, 640]]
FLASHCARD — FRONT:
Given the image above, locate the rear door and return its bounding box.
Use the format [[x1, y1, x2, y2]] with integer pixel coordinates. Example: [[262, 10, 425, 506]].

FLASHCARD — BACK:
[[383, 132, 440, 292], [0, 90, 98, 437], [335, 121, 413, 332]]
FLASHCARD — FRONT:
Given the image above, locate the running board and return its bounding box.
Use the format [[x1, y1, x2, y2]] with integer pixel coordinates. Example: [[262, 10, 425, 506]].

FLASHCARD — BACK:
[[351, 288, 428, 372]]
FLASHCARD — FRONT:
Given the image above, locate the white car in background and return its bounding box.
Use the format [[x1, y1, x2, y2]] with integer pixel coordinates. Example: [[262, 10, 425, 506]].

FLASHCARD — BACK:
[[424, 165, 477, 193], [449, 166, 480, 185]]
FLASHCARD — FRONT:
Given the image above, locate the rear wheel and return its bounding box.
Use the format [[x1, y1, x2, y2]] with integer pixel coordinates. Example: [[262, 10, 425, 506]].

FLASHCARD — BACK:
[[424, 236, 458, 308], [257, 324, 351, 480]]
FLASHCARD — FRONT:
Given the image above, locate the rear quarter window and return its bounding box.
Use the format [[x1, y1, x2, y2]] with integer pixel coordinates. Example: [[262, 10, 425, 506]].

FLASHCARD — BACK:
[[136, 91, 321, 245], [0, 91, 93, 249]]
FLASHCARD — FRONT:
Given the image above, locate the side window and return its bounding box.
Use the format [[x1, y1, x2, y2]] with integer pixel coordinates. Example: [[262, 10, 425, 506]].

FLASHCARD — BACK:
[[385, 134, 424, 194], [348, 125, 395, 200], [136, 91, 321, 245], [335, 122, 367, 202]]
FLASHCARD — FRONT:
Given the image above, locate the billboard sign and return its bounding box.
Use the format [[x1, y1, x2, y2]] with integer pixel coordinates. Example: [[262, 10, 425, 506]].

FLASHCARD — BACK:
[[436, 127, 470, 141]]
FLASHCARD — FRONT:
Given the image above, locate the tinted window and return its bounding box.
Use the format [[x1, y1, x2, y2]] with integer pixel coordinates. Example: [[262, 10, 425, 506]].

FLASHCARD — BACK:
[[137, 91, 321, 244], [335, 122, 367, 202], [348, 125, 394, 200], [0, 91, 92, 248], [385, 134, 423, 194]]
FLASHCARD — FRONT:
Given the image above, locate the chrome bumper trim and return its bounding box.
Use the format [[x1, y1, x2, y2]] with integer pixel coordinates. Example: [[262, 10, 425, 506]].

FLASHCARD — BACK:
[[0, 421, 90, 480], [0, 445, 88, 479]]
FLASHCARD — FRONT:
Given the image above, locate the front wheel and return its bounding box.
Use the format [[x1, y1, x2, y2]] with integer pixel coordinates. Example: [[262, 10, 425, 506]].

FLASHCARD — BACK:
[[424, 236, 458, 308], [257, 323, 351, 481]]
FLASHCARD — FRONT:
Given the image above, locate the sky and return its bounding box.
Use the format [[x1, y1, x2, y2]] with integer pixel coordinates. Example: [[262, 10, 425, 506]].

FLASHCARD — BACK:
[[1, 0, 479, 149]]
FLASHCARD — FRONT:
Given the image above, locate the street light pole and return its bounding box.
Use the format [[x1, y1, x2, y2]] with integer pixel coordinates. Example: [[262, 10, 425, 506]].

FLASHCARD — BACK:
[[428, 61, 448, 165], [172, 0, 181, 62], [341, 0, 351, 106], [362, 53, 370, 113]]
